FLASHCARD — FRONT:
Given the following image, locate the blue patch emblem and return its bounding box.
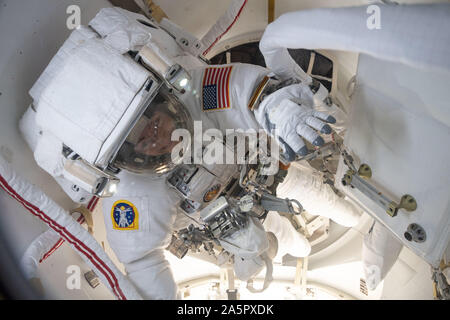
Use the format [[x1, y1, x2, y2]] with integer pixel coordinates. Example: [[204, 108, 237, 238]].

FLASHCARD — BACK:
[[111, 200, 139, 230]]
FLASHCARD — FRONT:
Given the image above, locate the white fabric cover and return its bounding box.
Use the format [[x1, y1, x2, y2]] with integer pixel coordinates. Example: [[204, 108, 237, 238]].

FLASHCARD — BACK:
[[20, 107, 65, 179], [29, 26, 98, 103], [19, 107, 92, 205], [19, 106, 42, 152], [277, 163, 360, 228], [362, 221, 403, 291], [0, 155, 141, 300], [34, 38, 150, 164], [260, 4, 450, 82], [89, 7, 153, 54], [90, 7, 203, 70], [33, 131, 65, 177]]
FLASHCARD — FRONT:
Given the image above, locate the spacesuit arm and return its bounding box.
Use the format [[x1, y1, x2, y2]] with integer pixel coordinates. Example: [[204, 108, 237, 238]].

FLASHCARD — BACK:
[[260, 5, 450, 79], [201, 0, 248, 56], [259, 4, 450, 116]]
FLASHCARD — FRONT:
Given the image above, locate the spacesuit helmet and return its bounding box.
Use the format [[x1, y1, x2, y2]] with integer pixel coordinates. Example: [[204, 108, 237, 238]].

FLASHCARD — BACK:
[[29, 13, 196, 197], [110, 84, 193, 176]]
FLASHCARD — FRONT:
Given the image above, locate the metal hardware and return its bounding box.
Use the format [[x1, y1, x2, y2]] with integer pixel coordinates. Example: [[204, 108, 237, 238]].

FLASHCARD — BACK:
[[358, 164, 372, 179], [84, 270, 100, 289], [260, 193, 303, 215], [296, 141, 338, 162], [398, 194, 417, 212], [341, 152, 417, 217], [404, 223, 426, 243], [167, 235, 189, 259], [431, 261, 450, 300]]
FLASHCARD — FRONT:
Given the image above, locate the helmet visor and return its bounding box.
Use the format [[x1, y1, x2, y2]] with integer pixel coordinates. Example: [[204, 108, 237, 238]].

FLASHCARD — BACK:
[[112, 86, 192, 175]]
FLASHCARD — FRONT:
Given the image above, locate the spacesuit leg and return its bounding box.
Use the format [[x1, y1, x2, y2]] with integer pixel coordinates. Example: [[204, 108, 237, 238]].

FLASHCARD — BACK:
[[362, 221, 403, 291], [277, 163, 361, 228], [20, 211, 87, 281]]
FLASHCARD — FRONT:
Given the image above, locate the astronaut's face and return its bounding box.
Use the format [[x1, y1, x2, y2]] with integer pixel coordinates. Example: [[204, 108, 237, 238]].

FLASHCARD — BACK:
[[134, 111, 179, 156]]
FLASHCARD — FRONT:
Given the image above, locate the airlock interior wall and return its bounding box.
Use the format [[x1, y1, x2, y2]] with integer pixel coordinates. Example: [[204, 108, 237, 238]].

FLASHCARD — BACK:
[[336, 53, 450, 267], [0, 0, 112, 278]]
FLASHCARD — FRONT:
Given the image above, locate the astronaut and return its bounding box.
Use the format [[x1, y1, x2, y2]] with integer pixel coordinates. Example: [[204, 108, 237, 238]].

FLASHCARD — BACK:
[[21, 7, 360, 299]]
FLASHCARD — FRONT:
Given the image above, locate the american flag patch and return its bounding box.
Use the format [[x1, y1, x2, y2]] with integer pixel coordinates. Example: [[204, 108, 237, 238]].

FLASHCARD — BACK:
[[202, 66, 233, 111]]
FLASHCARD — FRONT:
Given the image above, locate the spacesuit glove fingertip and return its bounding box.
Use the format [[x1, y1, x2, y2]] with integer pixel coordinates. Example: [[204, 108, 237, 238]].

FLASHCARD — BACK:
[[326, 115, 336, 124], [296, 146, 309, 157], [312, 136, 325, 147], [320, 124, 332, 134]]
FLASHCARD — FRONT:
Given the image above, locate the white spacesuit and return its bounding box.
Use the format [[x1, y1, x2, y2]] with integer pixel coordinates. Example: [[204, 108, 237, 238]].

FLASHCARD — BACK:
[[19, 7, 359, 299]]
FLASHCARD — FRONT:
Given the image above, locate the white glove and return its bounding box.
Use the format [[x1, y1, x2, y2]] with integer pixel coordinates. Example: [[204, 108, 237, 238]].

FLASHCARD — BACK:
[[254, 83, 336, 161]]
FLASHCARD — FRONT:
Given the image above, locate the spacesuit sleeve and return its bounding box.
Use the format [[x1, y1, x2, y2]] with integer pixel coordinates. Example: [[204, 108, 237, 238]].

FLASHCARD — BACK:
[[259, 5, 450, 80], [190, 63, 271, 132]]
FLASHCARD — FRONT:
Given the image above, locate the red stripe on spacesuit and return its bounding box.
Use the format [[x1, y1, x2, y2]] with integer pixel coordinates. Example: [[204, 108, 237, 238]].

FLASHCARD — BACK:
[[88, 196, 99, 211], [37, 195, 98, 266], [202, 0, 248, 56], [0, 175, 126, 300], [39, 215, 85, 263], [87, 197, 95, 210], [87, 196, 99, 211], [39, 239, 64, 263], [0, 178, 124, 300], [92, 197, 99, 210]]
